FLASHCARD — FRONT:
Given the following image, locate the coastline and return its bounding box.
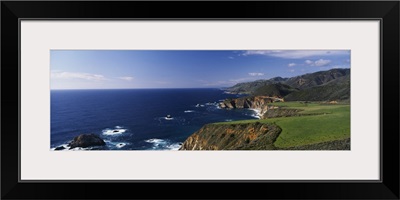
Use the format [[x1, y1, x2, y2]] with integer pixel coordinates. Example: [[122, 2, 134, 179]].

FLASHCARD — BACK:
[[51, 88, 258, 151]]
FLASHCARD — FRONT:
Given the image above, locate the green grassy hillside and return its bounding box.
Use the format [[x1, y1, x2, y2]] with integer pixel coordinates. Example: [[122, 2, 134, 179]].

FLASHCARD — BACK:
[[216, 102, 350, 148]]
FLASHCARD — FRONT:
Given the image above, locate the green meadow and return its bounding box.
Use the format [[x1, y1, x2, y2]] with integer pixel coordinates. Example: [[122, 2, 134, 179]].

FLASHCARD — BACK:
[[216, 102, 350, 148]]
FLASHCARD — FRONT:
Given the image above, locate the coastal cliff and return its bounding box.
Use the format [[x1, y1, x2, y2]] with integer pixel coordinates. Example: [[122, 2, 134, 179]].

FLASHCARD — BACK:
[[219, 96, 284, 118], [179, 122, 282, 150], [179, 122, 350, 150], [178, 69, 351, 151]]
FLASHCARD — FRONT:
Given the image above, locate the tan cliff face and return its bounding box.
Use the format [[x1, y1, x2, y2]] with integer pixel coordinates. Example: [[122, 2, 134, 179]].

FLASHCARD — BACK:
[[179, 121, 350, 150], [179, 122, 282, 150], [219, 96, 284, 119]]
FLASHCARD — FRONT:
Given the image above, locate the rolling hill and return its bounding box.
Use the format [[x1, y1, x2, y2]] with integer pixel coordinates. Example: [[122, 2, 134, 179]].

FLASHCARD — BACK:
[[225, 68, 350, 101]]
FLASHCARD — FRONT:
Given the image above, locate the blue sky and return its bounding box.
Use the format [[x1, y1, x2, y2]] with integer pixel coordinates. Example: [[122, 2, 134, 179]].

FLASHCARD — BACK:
[[50, 50, 350, 89]]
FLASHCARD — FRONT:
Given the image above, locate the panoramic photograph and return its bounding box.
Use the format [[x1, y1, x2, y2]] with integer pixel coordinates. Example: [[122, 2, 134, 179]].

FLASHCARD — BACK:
[[51, 50, 350, 151]]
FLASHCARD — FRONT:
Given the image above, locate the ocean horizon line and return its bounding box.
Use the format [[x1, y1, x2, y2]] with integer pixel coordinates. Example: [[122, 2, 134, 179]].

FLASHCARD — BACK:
[[50, 87, 227, 91]]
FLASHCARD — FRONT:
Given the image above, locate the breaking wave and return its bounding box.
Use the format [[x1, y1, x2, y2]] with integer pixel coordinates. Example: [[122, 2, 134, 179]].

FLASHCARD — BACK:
[[145, 138, 181, 150], [248, 109, 261, 119], [51, 143, 93, 151], [102, 126, 127, 135]]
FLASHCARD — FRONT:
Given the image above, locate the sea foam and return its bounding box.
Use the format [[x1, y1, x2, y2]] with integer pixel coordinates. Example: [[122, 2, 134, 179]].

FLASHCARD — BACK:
[[116, 143, 127, 148], [145, 138, 181, 150], [51, 143, 92, 151], [248, 109, 261, 119], [166, 143, 182, 150], [102, 126, 127, 136]]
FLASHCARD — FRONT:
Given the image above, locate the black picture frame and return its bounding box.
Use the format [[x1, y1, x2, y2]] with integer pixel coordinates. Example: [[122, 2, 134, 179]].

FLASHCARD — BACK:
[[1, 1, 399, 199]]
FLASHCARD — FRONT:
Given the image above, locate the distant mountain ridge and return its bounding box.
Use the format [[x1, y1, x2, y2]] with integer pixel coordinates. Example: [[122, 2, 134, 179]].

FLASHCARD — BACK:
[[226, 68, 350, 101]]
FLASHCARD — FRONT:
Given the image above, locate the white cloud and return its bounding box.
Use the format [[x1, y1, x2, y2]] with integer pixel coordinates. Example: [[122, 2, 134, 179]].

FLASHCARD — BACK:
[[242, 50, 348, 59], [304, 59, 331, 67], [118, 76, 134, 81], [51, 71, 106, 81], [228, 56, 234, 59], [288, 69, 295, 73], [314, 59, 331, 67], [248, 72, 264, 76], [288, 63, 296, 67], [305, 60, 313, 65]]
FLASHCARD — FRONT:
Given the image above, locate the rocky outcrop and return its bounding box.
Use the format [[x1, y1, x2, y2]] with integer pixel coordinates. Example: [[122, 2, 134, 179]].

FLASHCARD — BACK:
[[219, 96, 282, 109], [179, 121, 350, 150], [179, 122, 282, 150], [219, 96, 284, 118], [54, 146, 66, 151], [68, 134, 106, 149]]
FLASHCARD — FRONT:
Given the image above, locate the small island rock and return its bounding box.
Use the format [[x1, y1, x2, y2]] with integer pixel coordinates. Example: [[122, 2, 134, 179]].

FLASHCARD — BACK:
[[68, 134, 106, 149], [54, 146, 65, 151]]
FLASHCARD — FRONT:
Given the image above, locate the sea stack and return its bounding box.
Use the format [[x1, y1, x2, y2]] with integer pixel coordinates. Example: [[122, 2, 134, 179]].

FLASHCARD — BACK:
[[68, 133, 106, 149]]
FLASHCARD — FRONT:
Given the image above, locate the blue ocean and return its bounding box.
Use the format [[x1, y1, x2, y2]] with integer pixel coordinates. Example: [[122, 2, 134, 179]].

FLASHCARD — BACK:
[[51, 88, 258, 150]]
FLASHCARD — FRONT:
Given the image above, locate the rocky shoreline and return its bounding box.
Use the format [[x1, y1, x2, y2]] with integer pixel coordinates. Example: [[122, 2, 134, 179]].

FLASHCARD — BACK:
[[219, 96, 284, 119], [54, 133, 106, 150], [53, 95, 346, 151]]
